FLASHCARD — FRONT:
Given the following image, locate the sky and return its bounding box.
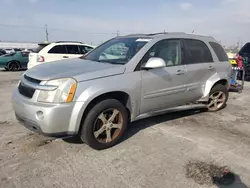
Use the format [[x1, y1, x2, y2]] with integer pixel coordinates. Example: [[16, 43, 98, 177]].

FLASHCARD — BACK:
[[0, 0, 249, 46]]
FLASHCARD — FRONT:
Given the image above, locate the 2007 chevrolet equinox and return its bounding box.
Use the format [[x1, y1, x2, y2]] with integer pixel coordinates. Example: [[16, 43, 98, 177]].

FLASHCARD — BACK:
[[12, 33, 232, 150]]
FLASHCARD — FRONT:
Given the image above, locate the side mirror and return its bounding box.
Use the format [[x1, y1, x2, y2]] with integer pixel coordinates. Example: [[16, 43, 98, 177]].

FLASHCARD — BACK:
[[142, 57, 166, 70]]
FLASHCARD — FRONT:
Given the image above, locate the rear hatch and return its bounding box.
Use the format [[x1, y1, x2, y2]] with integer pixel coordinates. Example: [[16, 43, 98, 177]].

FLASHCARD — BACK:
[[29, 43, 49, 63]]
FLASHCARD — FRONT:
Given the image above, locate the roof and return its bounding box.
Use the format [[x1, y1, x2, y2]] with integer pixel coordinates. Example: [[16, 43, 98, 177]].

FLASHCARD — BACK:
[[124, 32, 216, 41]]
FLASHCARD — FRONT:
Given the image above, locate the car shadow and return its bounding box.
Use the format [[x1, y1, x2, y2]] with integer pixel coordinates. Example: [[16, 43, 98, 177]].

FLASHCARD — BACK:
[[63, 108, 206, 145], [120, 109, 205, 143], [215, 173, 249, 188]]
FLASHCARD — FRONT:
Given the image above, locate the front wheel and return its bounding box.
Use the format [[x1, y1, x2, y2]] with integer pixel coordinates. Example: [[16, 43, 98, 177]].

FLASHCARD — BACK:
[[80, 99, 128, 150], [207, 84, 228, 112]]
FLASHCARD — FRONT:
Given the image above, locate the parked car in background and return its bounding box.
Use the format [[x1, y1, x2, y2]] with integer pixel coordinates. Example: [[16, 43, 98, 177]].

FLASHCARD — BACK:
[[0, 49, 6, 56], [13, 33, 231, 150], [14, 48, 23, 52], [238, 42, 250, 79], [4, 48, 15, 54], [27, 41, 95, 69], [0, 51, 29, 71]]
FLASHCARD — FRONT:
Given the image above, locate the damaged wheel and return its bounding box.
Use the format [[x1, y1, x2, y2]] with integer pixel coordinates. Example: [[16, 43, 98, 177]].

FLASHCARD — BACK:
[[207, 84, 228, 112]]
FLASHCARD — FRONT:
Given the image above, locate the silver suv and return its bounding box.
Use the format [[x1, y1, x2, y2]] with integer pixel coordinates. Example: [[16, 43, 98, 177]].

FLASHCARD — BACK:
[[12, 33, 231, 150]]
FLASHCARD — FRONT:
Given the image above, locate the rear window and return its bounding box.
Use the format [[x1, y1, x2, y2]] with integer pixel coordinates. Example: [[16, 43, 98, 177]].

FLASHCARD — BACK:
[[209, 42, 228, 61], [184, 39, 213, 63], [240, 43, 250, 54], [48, 45, 67, 54], [33, 44, 49, 53]]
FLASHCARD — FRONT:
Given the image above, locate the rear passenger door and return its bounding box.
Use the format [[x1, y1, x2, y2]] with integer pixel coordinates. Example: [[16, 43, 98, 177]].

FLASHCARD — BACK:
[[183, 39, 215, 101], [47, 45, 67, 62]]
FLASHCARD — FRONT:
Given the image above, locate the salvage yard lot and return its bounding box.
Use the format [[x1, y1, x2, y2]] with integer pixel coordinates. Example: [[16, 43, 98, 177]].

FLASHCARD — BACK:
[[0, 70, 250, 188]]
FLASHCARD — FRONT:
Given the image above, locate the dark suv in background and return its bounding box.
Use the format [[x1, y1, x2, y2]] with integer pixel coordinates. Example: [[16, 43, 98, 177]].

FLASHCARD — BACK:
[[238, 42, 250, 79]]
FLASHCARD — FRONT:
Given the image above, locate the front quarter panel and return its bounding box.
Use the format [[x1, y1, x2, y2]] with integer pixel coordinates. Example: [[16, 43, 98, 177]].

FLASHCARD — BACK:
[[69, 72, 141, 133]]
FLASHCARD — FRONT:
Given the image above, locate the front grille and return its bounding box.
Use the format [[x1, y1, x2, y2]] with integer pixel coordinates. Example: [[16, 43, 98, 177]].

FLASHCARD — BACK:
[[24, 75, 41, 84], [18, 83, 35, 99]]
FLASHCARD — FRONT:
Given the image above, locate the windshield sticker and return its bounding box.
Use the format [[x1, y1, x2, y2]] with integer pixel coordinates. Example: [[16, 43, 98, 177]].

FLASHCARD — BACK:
[[136, 38, 152, 42]]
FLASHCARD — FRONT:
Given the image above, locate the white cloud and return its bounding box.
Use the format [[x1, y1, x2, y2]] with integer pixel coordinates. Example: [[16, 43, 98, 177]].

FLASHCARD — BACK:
[[179, 2, 193, 10]]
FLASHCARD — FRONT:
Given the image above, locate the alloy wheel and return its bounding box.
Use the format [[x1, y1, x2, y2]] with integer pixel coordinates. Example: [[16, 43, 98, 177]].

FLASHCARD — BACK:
[[93, 108, 123, 143], [207, 91, 226, 111]]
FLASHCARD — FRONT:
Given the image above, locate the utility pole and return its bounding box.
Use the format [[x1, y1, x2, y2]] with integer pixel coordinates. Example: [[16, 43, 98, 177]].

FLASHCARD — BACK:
[[45, 24, 49, 42]]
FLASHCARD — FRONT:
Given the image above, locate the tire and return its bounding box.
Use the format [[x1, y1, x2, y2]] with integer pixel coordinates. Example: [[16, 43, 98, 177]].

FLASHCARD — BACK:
[[8, 61, 20, 71], [207, 84, 228, 112], [80, 99, 128, 150]]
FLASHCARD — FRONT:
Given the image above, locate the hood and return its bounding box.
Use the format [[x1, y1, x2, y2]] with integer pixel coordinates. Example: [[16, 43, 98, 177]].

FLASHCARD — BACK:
[[25, 59, 126, 82]]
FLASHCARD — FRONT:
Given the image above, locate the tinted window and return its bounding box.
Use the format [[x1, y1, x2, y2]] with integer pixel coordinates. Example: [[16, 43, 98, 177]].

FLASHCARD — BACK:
[[48, 45, 67, 54], [141, 39, 182, 67], [209, 42, 228, 61], [184, 39, 213, 63], [84, 37, 150, 65], [240, 43, 250, 54], [78, 45, 93, 54], [66, 45, 80, 54]]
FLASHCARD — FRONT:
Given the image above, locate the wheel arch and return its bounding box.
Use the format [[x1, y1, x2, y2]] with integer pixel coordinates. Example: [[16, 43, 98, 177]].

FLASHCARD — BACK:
[[77, 91, 132, 134], [202, 76, 229, 101], [7, 60, 21, 69]]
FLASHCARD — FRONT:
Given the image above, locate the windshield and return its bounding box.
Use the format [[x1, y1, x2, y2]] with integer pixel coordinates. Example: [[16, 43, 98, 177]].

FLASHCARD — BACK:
[[83, 37, 151, 64]]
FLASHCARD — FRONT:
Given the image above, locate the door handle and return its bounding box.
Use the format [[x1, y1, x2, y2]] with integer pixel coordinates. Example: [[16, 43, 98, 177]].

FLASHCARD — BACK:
[[176, 70, 185, 75], [63, 56, 69, 58]]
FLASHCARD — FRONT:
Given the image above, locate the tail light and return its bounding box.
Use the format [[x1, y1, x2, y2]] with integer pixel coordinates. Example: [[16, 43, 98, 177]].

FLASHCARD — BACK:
[[37, 55, 45, 62]]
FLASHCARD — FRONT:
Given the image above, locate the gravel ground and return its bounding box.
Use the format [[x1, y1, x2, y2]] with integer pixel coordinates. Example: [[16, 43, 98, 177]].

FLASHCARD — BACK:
[[0, 70, 250, 188]]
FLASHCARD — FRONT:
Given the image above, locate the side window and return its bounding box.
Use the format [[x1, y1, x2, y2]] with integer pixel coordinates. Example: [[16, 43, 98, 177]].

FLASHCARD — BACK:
[[66, 45, 80, 54], [78, 45, 93, 54], [240, 43, 250, 54], [209, 42, 228, 61], [141, 39, 182, 67], [48, 45, 67, 54], [184, 39, 213, 63]]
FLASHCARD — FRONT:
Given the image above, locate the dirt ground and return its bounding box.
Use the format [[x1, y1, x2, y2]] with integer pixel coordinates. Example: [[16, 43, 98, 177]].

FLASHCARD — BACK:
[[0, 70, 250, 188]]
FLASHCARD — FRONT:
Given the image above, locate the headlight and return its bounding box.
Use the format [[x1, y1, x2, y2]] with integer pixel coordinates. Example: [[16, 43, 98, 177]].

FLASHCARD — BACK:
[[37, 78, 77, 103]]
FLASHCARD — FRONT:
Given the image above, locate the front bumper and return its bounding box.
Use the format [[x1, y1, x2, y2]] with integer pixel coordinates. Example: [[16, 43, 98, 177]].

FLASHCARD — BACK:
[[12, 88, 82, 137]]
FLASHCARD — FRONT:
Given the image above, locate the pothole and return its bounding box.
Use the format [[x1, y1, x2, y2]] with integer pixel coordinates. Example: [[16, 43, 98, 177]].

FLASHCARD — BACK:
[[185, 160, 235, 186]]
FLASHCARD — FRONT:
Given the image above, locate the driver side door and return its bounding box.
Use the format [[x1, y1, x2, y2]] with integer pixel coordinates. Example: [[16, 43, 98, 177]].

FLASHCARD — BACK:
[[140, 39, 188, 114]]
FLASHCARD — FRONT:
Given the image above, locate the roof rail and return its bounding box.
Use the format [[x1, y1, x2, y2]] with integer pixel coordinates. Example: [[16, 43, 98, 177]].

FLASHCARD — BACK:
[[55, 41, 83, 44], [147, 32, 186, 36], [126, 34, 147, 36]]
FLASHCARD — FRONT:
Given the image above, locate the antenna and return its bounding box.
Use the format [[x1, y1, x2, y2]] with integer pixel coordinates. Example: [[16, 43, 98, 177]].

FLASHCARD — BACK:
[[45, 24, 49, 42]]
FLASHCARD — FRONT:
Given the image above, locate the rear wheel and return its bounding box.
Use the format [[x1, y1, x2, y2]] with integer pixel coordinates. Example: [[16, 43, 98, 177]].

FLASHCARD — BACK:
[[80, 99, 128, 150], [8, 61, 20, 71], [207, 84, 228, 112]]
